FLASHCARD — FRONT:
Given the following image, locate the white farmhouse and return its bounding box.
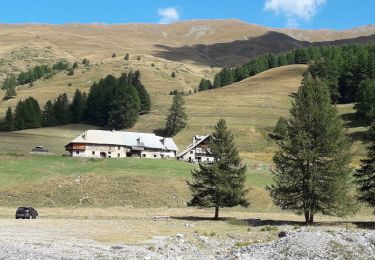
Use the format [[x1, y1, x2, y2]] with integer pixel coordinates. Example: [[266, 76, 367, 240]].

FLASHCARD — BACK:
[[65, 130, 178, 159], [177, 135, 215, 163]]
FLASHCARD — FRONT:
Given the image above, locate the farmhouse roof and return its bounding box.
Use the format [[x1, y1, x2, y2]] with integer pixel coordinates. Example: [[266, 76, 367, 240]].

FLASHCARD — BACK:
[[66, 130, 178, 151], [177, 135, 210, 157]]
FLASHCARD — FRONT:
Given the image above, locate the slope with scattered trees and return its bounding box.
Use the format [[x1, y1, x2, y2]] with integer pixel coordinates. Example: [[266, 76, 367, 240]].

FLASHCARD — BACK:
[[0, 70, 150, 132]]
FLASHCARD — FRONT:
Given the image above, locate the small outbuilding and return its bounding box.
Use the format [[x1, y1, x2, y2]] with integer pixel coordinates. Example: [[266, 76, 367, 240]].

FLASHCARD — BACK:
[[177, 135, 214, 163]]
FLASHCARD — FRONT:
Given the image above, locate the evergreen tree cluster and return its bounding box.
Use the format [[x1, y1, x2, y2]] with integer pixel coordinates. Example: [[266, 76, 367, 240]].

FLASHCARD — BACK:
[[2, 97, 43, 131], [85, 71, 150, 129], [1, 71, 151, 131], [205, 44, 375, 103], [1, 61, 71, 91], [197, 78, 213, 92]]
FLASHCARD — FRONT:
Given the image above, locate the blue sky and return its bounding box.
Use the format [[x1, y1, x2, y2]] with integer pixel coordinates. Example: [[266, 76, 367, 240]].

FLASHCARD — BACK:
[[0, 0, 373, 29]]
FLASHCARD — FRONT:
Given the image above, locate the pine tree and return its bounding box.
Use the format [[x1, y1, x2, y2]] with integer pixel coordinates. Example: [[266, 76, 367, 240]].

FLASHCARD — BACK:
[[3, 107, 15, 131], [271, 116, 288, 140], [42, 100, 57, 127], [70, 89, 86, 123], [4, 85, 16, 99], [112, 53, 116, 58], [124, 53, 129, 60], [165, 93, 187, 136], [54, 93, 71, 125], [198, 78, 212, 92], [354, 79, 375, 125], [354, 125, 375, 211], [14, 100, 25, 130], [1, 75, 17, 90], [213, 74, 221, 88], [132, 71, 151, 113], [187, 119, 249, 220], [107, 86, 140, 129], [23, 97, 42, 128], [268, 74, 356, 224]]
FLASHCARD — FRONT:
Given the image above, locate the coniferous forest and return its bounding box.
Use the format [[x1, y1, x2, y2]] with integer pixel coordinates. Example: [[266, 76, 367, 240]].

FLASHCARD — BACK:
[[200, 43, 375, 126], [0, 70, 150, 131]]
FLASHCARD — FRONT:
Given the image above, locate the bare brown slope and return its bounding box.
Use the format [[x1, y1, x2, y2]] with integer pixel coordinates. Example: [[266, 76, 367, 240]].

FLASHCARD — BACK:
[[277, 24, 375, 42], [0, 19, 374, 79]]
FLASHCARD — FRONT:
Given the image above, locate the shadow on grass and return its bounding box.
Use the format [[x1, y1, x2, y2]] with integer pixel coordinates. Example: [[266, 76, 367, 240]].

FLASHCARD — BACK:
[[349, 131, 369, 142], [172, 216, 375, 229], [171, 216, 228, 221], [340, 112, 366, 128]]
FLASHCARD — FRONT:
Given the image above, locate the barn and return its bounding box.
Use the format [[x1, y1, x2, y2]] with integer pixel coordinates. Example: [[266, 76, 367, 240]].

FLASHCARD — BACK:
[[65, 130, 178, 159]]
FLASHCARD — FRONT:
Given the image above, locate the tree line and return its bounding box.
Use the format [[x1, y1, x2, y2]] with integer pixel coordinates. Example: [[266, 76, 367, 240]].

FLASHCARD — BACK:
[[199, 44, 375, 103], [1, 59, 91, 100], [0, 70, 151, 131], [188, 74, 375, 223]]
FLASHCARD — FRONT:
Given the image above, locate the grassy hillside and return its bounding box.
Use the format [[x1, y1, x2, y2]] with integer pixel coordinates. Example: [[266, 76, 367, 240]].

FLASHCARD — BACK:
[[0, 154, 275, 212], [0, 64, 368, 165], [134, 64, 307, 161], [0, 55, 217, 115]]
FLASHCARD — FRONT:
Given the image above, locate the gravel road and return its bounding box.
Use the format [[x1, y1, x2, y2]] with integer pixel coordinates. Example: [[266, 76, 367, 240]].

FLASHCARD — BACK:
[[0, 219, 374, 259]]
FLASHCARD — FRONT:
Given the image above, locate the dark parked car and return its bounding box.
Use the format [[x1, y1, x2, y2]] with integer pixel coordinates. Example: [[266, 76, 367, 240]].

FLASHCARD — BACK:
[[15, 207, 38, 219], [31, 146, 49, 153]]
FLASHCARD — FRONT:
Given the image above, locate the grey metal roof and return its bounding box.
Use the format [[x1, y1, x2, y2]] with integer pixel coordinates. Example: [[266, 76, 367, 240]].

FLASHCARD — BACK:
[[67, 130, 178, 151]]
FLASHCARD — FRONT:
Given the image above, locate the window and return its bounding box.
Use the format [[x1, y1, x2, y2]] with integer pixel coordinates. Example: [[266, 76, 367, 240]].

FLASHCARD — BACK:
[[190, 151, 194, 154], [118, 153, 120, 157], [108, 152, 111, 155], [92, 151, 95, 155], [142, 154, 146, 157], [76, 151, 79, 155], [154, 154, 157, 158], [118, 146, 121, 150]]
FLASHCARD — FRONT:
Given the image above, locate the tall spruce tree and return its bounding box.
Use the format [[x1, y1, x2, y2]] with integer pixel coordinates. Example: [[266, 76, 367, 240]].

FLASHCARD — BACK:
[[42, 100, 57, 127], [3, 107, 15, 131], [132, 70, 151, 113], [187, 119, 249, 220], [354, 125, 375, 212], [165, 93, 187, 136], [268, 74, 356, 224], [70, 89, 86, 123], [14, 100, 25, 130], [355, 79, 375, 125]]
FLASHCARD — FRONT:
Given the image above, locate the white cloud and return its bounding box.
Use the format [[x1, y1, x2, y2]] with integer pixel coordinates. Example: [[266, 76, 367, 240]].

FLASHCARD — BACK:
[[157, 7, 179, 24], [264, 0, 326, 27]]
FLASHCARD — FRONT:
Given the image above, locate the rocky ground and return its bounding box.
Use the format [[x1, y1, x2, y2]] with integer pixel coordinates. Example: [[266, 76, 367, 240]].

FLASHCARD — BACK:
[[0, 224, 374, 259]]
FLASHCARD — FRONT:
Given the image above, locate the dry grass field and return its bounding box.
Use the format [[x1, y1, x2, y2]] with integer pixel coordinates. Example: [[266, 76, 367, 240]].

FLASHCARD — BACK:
[[0, 207, 372, 244]]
